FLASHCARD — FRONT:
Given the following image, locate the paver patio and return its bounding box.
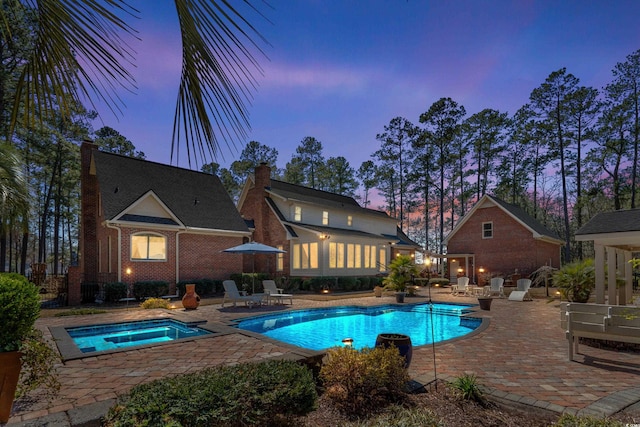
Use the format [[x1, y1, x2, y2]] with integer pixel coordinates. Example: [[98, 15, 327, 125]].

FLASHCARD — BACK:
[[5, 290, 640, 425]]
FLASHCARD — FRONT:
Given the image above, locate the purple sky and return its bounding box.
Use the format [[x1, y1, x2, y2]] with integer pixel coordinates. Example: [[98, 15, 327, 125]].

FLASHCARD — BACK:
[[94, 1, 640, 172]]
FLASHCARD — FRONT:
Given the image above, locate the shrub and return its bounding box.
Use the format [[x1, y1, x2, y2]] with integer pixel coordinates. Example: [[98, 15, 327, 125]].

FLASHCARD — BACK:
[[103, 282, 127, 302], [320, 346, 409, 416], [553, 258, 595, 303], [0, 273, 40, 352], [177, 279, 218, 296], [104, 360, 317, 426], [16, 329, 60, 399], [139, 298, 170, 309], [132, 281, 169, 300], [429, 277, 450, 286], [449, 374, 483, 402], [359, 276, 371, 290], [339, 276, 358, 291]]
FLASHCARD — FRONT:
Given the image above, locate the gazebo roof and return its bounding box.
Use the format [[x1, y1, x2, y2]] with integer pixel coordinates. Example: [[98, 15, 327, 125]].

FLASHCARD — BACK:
[[575, 208, 640, 251]]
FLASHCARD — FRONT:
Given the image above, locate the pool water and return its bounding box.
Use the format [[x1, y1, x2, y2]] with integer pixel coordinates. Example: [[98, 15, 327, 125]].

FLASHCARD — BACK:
[[66, 319, 212, 353], [236, 303, 480, 350]]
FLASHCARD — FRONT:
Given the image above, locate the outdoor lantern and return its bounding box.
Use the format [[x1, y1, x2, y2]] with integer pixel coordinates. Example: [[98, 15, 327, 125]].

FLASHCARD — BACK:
[[342, 338, 354, 347]]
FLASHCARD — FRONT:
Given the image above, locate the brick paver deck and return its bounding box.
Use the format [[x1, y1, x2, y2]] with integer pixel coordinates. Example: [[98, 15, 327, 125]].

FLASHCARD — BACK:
[[6, 290, 640, 424]]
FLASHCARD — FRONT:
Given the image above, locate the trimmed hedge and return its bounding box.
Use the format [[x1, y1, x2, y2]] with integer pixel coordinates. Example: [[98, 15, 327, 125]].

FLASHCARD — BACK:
[[0, 273, 40, 352], [104, 360, 317, 426], [103, 282, 127, 302], [177, 279, 220, 296], [132, 281, 169, 300]]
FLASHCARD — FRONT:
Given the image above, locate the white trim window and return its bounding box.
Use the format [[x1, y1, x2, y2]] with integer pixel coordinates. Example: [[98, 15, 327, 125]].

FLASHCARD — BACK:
[[482, 222, 493, 239], [291, 243, 318, 270], [276, 245, 284, 271], [131, 233, 166, 260], [294, 206, 302, 222], [322, 211, 329, 225], [347, 215, 353, 226], [329, 242, 345, 269]]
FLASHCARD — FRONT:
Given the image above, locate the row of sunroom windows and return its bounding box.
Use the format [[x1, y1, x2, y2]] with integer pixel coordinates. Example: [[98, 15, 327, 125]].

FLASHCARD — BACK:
[[129, 234, 388, 273], [289, 242, 386, 271]]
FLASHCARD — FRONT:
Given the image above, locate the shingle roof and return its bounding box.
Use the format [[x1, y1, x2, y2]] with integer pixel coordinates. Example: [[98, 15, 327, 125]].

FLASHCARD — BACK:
[[268, 180, 390, 218], [491, 196, 562, 241], [93, 150, 248, 232], [576, 208, 640, 235]]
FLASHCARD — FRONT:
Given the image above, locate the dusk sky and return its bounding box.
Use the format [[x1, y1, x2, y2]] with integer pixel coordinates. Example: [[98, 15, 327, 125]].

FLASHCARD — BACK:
[[95, 1, 640, 172]]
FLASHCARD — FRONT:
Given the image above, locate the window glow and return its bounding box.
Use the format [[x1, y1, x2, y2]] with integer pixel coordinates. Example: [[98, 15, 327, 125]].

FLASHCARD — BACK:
[[131, 234, 166, 260]]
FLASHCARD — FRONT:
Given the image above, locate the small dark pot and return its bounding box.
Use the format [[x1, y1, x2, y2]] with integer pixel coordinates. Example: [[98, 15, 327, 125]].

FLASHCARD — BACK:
[[395, 292, 406, 303], [478, 297, 492, 311], [375, 333, 412, 368]]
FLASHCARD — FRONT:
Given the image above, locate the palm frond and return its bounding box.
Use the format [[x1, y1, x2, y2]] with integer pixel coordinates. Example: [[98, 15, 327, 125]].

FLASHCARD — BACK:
[[172, 0, 270, 167], [11, 0, 138, 131]]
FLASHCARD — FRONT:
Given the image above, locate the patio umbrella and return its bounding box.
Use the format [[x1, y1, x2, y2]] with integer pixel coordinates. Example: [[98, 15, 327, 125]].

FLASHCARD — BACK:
[[222, 242, 286, 293]]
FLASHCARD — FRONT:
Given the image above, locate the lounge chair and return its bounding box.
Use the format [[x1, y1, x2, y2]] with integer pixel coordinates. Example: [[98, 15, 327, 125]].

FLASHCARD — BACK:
[[485, 277, 505, 298], [262, 280, 293, 305], [508, 278, 532, 301], [453, 277, 470, 296], [222, 280, 265, 308]]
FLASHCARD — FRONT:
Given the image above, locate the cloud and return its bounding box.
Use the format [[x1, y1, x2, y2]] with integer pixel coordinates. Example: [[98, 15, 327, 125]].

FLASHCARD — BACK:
[[260, 61, 380, 94]]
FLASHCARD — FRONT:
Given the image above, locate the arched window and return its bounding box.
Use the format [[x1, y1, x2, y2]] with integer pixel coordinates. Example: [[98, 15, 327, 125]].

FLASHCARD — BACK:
[[131, 233, 166, 260]]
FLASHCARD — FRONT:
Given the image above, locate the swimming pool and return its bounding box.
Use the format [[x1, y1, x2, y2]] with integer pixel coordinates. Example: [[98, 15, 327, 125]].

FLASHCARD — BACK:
[[236, 302, 481, 350], [65, 319, 213, 354]]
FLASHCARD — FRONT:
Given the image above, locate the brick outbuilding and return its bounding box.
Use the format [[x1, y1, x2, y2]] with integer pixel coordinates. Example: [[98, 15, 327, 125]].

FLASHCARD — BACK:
[[444, 195, 563, 285]]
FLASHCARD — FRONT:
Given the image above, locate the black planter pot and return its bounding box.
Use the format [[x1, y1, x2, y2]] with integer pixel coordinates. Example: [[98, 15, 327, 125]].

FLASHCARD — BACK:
[[395, 292, 406, 303], [375, 333, 413, 368], [478, 297, 492, 311]]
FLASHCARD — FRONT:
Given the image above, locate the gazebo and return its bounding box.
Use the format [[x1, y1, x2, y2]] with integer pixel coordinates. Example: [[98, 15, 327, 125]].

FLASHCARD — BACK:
[[575, 208, 640, 305]]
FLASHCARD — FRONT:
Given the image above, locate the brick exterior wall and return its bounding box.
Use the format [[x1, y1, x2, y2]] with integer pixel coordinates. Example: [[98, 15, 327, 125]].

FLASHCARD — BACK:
[[239, 164, 289, 275], [75, 142, 248, 305], [178, 233, 243, 281], [447, 206, 561, 279]]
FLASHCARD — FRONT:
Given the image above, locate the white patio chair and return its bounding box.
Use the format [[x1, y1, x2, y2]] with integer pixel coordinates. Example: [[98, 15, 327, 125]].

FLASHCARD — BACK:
[[454, 276, 470, 296], [509, 278, 533, 301], [485, 277, 505, 298], [262, 280, 293, 305], [221, 280, 265, 308]]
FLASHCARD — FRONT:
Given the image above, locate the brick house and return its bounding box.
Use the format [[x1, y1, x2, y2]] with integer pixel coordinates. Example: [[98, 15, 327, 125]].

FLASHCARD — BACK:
[[236, 163, 420, 278], [443, 195, 563, 284], [70, 142, 250, 305]]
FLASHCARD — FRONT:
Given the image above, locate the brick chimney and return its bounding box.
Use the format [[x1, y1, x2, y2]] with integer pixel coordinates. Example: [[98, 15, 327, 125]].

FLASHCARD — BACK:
[[80, 141, 98, 282], [255, 162, 271, 190]]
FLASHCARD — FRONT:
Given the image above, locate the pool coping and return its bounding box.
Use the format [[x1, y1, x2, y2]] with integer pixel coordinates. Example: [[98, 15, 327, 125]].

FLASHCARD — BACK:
[[50, 310, 241, 361]]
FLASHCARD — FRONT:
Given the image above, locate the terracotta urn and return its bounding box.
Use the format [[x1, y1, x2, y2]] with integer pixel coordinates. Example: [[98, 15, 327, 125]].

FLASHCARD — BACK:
[[181, 284, 200, 310], [0, 351, 22, 423]]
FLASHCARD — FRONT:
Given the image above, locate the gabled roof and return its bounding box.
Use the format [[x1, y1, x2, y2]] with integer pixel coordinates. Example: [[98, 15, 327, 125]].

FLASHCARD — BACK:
[[92, 150, 249, 233], [444, 194, 563, 245], [574, 208, 640, 251], [575, 208, 640, 235], [268, 179, 391, 219], [263, 184, 421, 247]]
